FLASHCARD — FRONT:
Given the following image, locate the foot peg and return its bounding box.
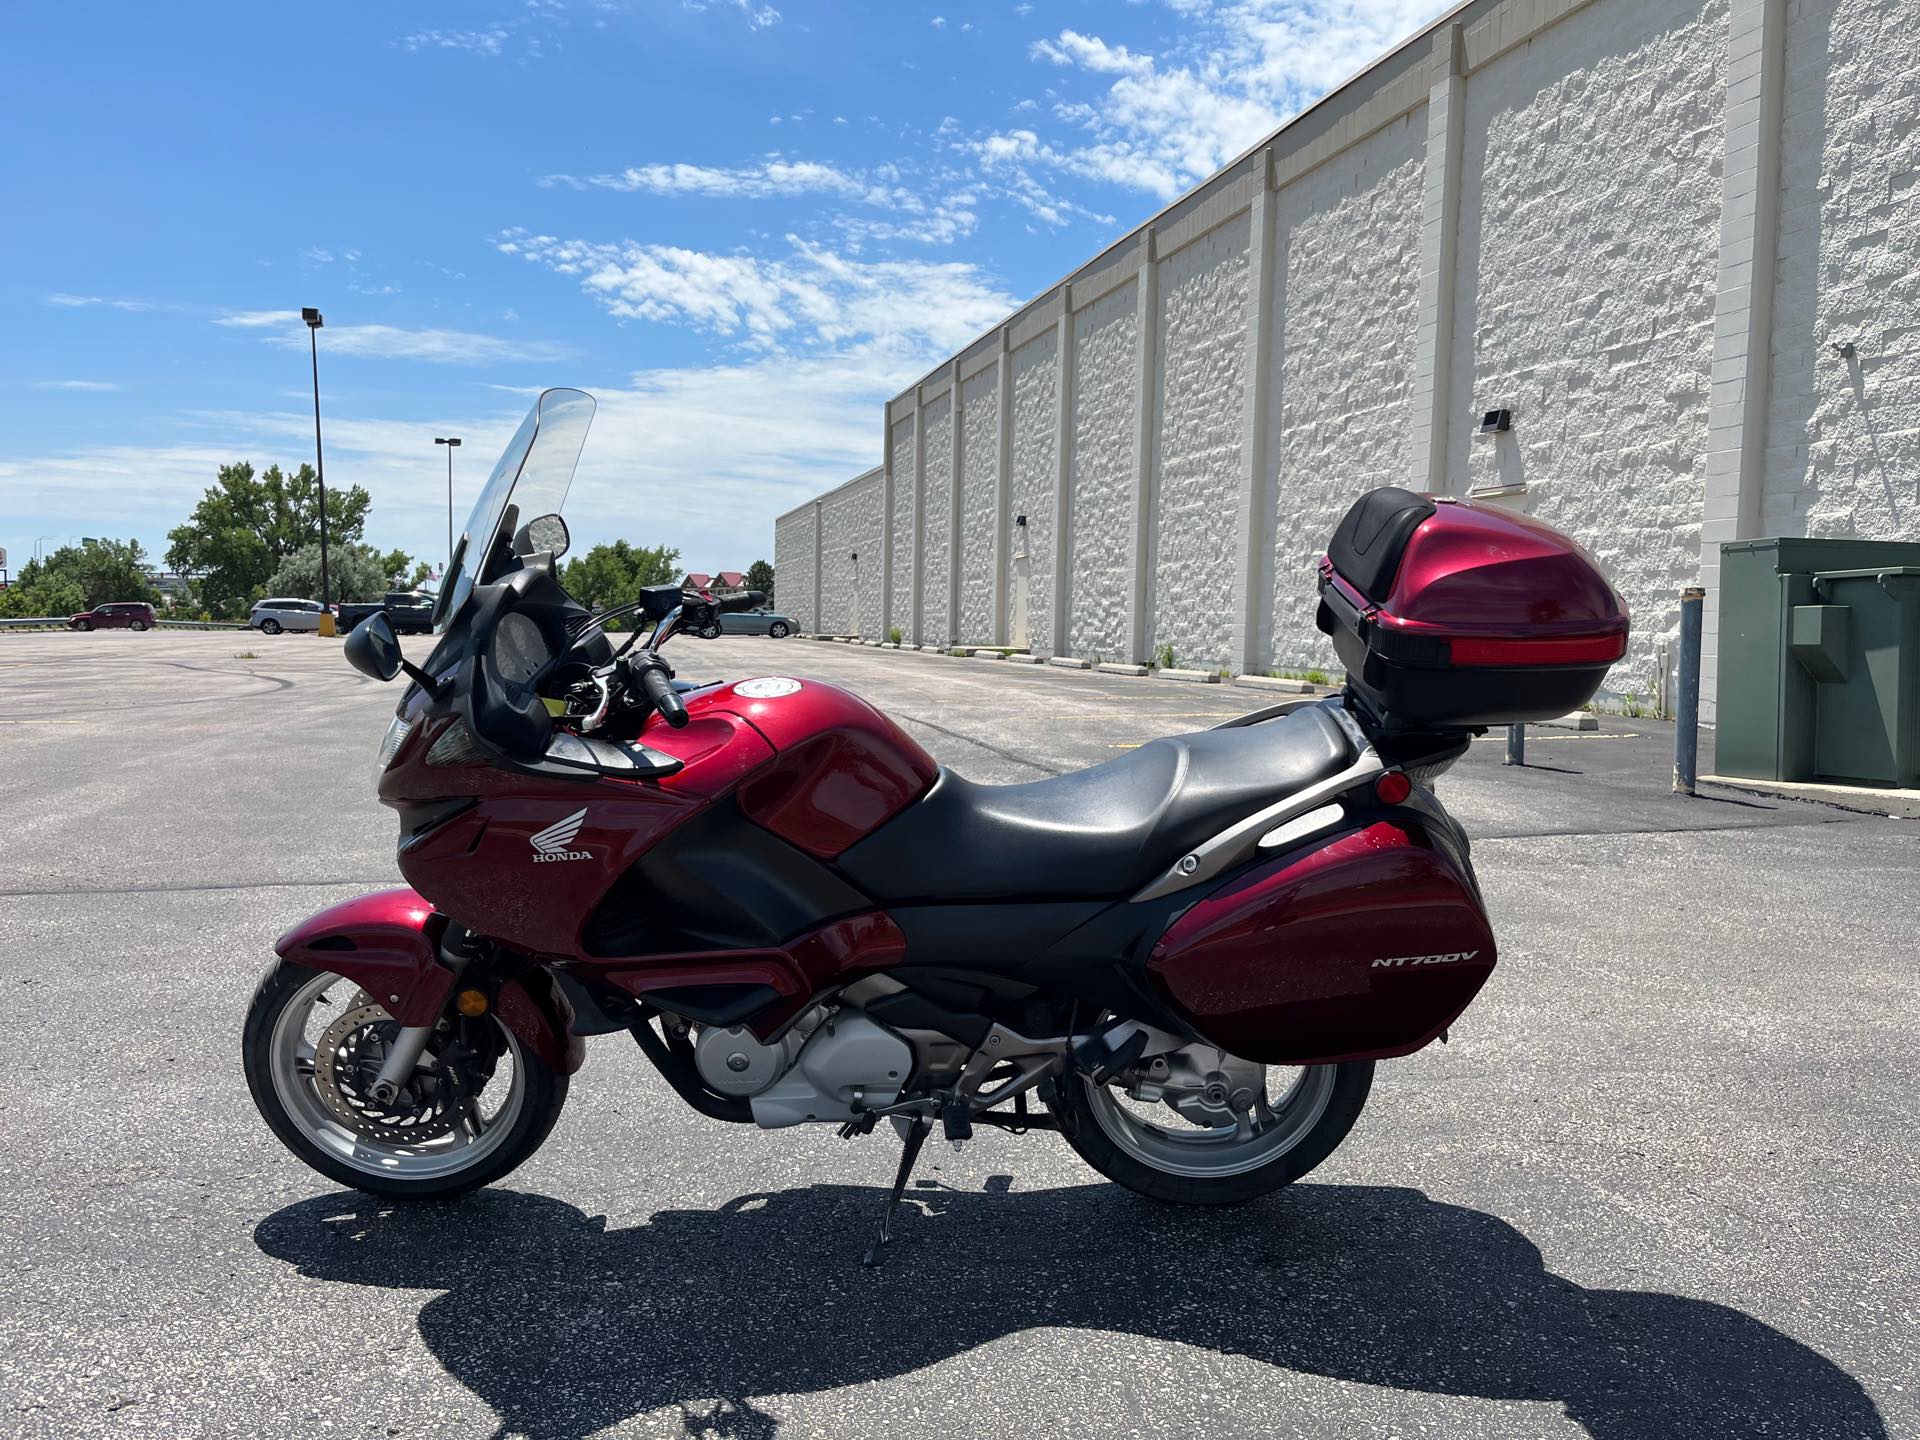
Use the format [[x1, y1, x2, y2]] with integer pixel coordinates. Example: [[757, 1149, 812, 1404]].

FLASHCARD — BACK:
[[1074, 1025, 1149, 1086], [863, 1116, 930, 1267]]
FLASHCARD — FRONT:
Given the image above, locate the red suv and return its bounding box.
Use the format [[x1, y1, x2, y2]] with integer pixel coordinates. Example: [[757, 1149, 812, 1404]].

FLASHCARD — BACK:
[[69, 602, 157, 632]]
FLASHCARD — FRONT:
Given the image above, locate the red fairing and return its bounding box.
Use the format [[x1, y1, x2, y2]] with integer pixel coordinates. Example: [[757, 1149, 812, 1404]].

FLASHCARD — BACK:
[[1149, 822, 1496, 1065], [276, 888, 453, 1025], [275, 885, 585, 1074], [712, 679, 938, 858], [605, 911, 909, 1039]]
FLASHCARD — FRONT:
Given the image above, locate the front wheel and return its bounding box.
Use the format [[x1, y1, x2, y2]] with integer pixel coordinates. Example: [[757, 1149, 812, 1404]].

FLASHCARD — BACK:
[[1054, 1051, 1373, 1205], [242, 960, 567, 1199], [768, 622, 790, 639], [73, 619, 92, 632]]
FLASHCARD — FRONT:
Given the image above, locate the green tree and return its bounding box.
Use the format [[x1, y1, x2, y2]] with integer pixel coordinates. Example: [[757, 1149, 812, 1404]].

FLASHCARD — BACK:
[[165, 461, 373, 603], [0, 539, 160, 618], [560, 541, 681, 625], [266, 542, 412, 602], [745, 559, 775, 600]]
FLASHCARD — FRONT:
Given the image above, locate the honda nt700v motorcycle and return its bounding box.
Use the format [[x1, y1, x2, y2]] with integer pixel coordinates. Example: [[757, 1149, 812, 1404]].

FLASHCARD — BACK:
[[244, 388, 1628, 1255]]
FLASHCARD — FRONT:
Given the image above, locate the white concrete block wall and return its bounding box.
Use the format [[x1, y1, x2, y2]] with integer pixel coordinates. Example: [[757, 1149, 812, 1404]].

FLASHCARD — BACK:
[[1267, 115, 1427, 672], [1009, 331, 1059, 654], [1068, 281, 1140, 660], [920, 393, 954, 644], [772, 505, 817, 634], [1449, 0, 1728, 696], [806, 0, 1911, 710], [818, 469, 883, 638], [1765, 0, 1920, 542], [1149, 218, 1251, 672], [888, 416, 914, 640], [958, 366, 999, 642]]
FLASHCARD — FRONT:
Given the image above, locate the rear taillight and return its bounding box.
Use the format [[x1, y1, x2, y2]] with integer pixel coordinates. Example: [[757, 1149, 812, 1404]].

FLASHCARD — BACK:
[[1449, 634, 1626, 666]]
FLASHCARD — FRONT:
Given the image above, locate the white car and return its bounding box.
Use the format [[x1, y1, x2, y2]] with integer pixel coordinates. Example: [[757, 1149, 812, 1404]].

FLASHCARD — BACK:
[[250, 598, 327, 635]]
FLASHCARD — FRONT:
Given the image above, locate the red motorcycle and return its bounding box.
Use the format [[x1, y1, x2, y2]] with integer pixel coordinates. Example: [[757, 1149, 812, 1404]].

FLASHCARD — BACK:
[[243, 389, 1627, 1257]]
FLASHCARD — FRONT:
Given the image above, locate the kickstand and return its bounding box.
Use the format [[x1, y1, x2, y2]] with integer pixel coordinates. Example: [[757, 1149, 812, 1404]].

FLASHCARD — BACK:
[[862, 1116, 930, 1267]]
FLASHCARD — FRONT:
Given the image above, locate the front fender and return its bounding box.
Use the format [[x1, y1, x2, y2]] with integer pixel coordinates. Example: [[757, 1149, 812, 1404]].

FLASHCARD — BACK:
[[274, 887, 585, 1076]]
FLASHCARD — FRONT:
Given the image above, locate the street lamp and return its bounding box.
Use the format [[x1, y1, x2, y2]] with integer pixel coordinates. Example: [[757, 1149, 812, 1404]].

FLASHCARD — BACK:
[[434, 436, 462, 581], [302, 306, 334, 635]]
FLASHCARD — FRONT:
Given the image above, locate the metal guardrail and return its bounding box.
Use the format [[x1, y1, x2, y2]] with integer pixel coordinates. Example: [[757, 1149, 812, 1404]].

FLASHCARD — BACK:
[[0, 617, 68, 629]]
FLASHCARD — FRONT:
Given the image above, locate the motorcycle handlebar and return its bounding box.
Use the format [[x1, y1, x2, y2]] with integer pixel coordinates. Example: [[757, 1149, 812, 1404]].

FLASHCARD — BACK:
[[637, 663, 689, 728], [714, 590, 768, 615]]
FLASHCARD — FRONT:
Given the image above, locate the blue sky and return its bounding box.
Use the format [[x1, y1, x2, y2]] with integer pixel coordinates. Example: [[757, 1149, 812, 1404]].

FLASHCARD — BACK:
[[0, 0, 1446, 578]]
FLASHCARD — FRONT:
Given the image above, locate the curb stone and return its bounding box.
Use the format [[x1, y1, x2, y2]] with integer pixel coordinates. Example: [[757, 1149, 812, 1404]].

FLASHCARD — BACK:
[[1096, 662, 1150, 677], [1156, 668, 1221, 684], [1047, 656, 1092, 670]]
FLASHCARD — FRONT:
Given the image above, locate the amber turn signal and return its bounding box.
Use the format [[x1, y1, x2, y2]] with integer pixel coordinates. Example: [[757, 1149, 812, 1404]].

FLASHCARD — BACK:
[[455, 988, 490, 1018], [1374, 771, 1412, 806]]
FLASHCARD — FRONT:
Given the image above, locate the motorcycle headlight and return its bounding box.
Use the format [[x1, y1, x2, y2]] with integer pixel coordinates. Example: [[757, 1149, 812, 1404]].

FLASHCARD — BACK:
[[378, 714, 414, 770]]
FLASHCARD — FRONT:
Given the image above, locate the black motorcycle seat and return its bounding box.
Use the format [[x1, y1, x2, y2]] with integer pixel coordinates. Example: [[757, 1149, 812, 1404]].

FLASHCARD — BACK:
[[836, 703, 1355, 901]]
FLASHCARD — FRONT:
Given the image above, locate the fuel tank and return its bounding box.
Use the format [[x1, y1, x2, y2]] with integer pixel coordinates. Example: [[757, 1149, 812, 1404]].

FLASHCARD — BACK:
[[1148, 820, 1496, 1065]]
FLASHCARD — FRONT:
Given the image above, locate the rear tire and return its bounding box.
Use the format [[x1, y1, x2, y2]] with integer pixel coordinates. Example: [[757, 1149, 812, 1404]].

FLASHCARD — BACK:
[[261, 619, 281, 635], [769, 622, 790, 639], [1054, 1060, 1373, 1205], [242, 960, 568, 1200], [130, 619, 149, 631]]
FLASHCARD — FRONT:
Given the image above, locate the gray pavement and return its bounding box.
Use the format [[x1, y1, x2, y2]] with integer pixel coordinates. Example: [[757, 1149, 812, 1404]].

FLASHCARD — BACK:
[[1, 629, 1914, 1439]]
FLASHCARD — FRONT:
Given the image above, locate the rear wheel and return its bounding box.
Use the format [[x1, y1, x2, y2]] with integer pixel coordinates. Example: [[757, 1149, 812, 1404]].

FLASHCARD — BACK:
[[769, 622, 790, 639], [1054, 1046, 1372, 1205], [130, 619, 149, 631], [260, 618, 282, 635], [242, 960, 567, 1200]]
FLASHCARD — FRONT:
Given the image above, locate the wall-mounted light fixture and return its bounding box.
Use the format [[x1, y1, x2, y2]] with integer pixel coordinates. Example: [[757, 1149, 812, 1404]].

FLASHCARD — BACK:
[[1477, 409, 1512, 435], [1015, 514, 1028, 528]]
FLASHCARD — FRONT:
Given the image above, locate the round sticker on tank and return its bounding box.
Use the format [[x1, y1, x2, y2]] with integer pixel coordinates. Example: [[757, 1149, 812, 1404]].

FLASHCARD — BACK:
[[733, 677, 803, 699]]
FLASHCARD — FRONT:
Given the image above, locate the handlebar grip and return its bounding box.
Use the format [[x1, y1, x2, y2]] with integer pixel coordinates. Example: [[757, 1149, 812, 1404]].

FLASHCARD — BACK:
[[715, 591, 769, 615], [639, 665, 689, 728]]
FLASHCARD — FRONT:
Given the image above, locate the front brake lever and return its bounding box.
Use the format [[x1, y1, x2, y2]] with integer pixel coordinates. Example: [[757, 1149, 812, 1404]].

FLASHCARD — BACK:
[[580, 666, 615, 733]]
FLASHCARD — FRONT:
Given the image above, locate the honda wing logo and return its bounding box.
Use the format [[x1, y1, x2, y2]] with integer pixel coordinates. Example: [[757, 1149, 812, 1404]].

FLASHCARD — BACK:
[[530, 808, 592, 864]]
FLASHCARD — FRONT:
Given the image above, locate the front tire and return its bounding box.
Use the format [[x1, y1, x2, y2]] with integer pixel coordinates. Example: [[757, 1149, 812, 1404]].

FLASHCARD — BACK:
[[769, 622, 790, 639], [73, 619, 92, 632], [1054, 1059, 1373, 1205], [243, 960, 567, 1200]]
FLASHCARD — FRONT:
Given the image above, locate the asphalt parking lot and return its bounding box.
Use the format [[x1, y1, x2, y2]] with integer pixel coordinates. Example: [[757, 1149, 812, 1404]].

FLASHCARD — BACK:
[[2, 629, 1914, 1439]]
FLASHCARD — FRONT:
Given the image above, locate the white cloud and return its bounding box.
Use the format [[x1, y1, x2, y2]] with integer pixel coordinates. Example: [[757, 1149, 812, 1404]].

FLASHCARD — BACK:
[[214, 311, 573, 365], [544, 158, 891, 203], [992, 2, 1449, 200], [400, 28, 510, 56], [31, 379, 121, 391], [45, 293, 156, 312], [496, 230, 1015, 354], [684, 0, 781, 29], [930, 15, 946, 28]]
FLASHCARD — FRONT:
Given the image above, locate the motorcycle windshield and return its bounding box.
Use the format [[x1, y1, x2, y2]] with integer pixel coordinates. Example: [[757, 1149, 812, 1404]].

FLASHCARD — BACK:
[[433, 387, 596, 629]]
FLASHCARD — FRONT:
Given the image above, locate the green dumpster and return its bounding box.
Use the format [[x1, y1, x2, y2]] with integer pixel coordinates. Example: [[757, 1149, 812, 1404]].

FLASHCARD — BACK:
[[1718, 538, 1920, 790]]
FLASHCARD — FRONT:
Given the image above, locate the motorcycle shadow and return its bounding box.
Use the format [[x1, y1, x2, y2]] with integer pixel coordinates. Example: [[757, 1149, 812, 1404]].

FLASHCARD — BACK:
[[254, 1180, 1883, 1440]]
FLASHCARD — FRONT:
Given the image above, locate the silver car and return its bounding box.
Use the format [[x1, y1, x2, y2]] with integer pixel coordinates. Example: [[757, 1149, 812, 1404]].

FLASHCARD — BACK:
[[718, 605, 794, 638], [250, 597, 326, 635]]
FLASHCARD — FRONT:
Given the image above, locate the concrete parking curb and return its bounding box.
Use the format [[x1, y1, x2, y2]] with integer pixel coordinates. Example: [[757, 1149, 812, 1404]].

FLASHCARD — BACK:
[[1537, 712, 1599, 731], [1155, 668, 1221, 684], [1047, 656, 1091, 670], [1005, 653, 1043, 664], [1096, 662, 1149, 677], [1231, 675, 1324, 694], [971, 651, 1006, 662]]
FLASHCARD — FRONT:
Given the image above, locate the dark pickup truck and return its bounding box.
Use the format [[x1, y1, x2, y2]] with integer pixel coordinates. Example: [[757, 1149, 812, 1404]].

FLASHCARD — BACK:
[[337, 591, 436, 635]]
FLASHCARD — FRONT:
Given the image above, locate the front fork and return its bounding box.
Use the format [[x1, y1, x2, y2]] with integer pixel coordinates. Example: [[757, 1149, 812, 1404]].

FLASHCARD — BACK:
[[369, 1025, 436, 1106]]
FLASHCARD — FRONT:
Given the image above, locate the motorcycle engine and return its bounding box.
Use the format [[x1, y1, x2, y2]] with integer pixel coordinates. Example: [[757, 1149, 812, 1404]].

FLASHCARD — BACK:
[[748, 1009, 914, 1129], [693, 1023, 804, 1098]]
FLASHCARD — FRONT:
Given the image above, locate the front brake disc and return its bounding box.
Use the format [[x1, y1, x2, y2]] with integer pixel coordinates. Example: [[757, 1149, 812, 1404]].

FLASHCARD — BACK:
[[312, 999, 456, 1143]]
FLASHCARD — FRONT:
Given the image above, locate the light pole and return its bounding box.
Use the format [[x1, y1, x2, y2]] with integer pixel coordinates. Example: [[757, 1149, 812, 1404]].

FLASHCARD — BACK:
[[302, 307, 334, 635], [434, 436, 462, 581]]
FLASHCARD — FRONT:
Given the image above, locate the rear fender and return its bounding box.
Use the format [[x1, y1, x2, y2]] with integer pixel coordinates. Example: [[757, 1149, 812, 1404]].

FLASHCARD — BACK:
[[274, 887, 585, 1076]]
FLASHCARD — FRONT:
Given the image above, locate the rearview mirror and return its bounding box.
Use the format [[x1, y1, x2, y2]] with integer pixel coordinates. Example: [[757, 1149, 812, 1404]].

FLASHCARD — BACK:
[[344, 612, 403, 682], [515, 512, 570, 560]]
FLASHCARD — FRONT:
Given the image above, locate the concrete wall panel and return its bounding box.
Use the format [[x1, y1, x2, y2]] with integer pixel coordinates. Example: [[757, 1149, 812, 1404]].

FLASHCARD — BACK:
[[1009, 331, 1059, 654], [1267, 114, 1427, 672], [959, 366, 999, 642], [1765, 0, 1920, 542], [1150, 218, 1251, 672], [818, 470, 883, 638], [888, 416, 914, 639], [1448, 0, 1729, 694], [772, 506, 816, 634], [920, 393, 954, 643], [1068, 280, 1139, 660]]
